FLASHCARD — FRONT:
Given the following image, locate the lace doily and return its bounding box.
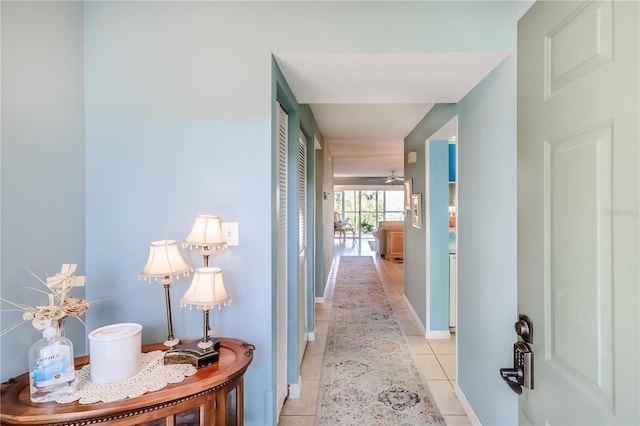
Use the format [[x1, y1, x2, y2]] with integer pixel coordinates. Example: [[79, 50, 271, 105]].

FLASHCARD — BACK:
[[55, 351, 196, 404]]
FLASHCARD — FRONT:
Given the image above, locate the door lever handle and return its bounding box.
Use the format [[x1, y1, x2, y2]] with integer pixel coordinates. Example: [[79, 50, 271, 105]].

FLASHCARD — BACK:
[[500, 367, 523, 394], [499, 319, 534, 394]]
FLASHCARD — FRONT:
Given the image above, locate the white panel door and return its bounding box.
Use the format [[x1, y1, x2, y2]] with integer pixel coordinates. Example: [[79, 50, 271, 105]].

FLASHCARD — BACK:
[[518, 1, 638, 425], [276, 103, 288, 416]]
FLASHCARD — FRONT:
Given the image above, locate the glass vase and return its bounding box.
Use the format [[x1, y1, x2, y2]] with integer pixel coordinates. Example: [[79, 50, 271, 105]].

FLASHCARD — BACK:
[[52, 317, 66, 337]]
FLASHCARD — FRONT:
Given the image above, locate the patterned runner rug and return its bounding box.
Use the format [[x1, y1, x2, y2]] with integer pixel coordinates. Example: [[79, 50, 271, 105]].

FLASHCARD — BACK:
[[316, 256, 445, 425]]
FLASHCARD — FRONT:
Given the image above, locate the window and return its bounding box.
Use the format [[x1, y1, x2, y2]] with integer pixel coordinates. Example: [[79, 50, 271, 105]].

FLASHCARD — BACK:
[[334, 189, 404, 237]]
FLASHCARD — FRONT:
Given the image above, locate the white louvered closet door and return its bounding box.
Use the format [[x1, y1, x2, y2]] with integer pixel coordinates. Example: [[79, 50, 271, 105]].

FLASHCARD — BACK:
[[297, 132, 308, 366], [276, 103, 288, 416]]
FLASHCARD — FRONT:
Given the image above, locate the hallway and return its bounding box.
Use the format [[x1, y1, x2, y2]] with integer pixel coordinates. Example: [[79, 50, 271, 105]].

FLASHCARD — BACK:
[[278, 238, 470, 425]]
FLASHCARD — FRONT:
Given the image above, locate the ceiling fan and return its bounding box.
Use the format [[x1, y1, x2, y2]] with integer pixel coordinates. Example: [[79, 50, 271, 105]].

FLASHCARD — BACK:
[[368, 170, 404, 184], [384, 170, 404, 184]]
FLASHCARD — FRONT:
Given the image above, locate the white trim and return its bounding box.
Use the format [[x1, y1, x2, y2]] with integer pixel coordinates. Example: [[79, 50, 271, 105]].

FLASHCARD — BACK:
[[308, 331, 316, 342], [401, 275, 449, 339], [425, 330, 451, 339], [454, 383, 483, 426], [288, 375, 303, 399], [320, 257, 338, 302], [323, 279, 331, 299], [402, 294, 426, 335]]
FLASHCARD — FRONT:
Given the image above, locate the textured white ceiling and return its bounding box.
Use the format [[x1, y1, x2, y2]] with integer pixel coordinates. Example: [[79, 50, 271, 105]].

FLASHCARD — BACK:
[[274, 52, 508, 177], [312, 104, 435, 140], [328, 138, 405, 178]]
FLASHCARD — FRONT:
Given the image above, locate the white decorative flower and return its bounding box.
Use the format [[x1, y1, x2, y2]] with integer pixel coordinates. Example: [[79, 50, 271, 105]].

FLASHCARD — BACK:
[[1, 263, 89, 334]]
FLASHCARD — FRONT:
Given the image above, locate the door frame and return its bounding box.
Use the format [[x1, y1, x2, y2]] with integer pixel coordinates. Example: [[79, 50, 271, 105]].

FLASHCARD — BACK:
[[424, 116, 458, 340], [274, 75, 317, 404]]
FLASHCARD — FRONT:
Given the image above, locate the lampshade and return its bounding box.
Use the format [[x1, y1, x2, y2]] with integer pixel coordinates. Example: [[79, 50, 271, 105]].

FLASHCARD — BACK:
[[181, 267, 230, 310], [183, 215, 227, 250], [140, 240, 192, 280]]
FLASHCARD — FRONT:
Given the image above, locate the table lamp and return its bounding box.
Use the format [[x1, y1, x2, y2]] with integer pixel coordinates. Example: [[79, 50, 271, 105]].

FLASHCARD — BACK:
[[140, 240, 192, 347], [164, 267, 231, 368], [183, 215, 227, 267], [183, 214, 228, 341]]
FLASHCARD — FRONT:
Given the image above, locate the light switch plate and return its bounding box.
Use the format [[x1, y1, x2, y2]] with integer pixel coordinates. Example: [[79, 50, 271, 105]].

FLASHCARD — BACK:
[[221, 222, 239, 246]]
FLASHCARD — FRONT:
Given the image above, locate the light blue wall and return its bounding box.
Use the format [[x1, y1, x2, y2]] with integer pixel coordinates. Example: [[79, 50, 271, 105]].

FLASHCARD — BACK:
[[454, 3, 533, 424], [81, 4, 529, 425], [405, 104, 458, 325], [427, 140, 450, 332], [402, 3, 531, 424], [405, 59, 520, 426], [456, 55, 520, 426], [449, 143, 456, 182], [1, 1, 86, 380], [83, 5, 276, 424]]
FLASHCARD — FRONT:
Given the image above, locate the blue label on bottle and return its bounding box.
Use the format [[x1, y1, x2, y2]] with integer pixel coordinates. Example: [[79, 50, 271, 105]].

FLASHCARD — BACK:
[[33, 345, 74, 386]]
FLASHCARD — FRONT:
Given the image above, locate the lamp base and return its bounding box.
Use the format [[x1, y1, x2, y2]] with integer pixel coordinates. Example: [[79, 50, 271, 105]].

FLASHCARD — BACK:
[[164, 337, 179, 348], [164, 341, 219, 368]]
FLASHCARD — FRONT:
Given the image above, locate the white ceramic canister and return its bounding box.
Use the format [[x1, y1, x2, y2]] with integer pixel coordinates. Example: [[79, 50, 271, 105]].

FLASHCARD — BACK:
[[88, 323, 143, 384]]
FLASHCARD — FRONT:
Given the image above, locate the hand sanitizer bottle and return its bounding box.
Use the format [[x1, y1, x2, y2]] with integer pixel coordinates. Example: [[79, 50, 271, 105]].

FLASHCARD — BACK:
[[28, 320, 77, 402]]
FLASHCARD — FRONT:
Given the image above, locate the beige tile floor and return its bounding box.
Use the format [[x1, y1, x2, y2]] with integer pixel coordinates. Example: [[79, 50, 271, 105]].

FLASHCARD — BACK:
[[278, 238, 470, 425]]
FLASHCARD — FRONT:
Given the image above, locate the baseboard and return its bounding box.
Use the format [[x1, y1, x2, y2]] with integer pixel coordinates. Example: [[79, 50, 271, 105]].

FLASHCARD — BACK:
[[400, 294, 450, 340], [454, 383, 482, 426], [402, 294, 426, 335], [288, 375, 302, 399], [425, 330, 451, 339], [316, 257, 337, 305]]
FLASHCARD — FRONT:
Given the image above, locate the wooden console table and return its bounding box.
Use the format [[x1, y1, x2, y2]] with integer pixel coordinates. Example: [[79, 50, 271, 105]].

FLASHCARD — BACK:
[[0, 338, 254, 426]]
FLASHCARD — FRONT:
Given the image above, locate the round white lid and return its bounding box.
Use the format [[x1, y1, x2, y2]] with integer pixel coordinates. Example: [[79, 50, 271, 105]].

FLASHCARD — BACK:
[[89, 323, 142, 341]]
